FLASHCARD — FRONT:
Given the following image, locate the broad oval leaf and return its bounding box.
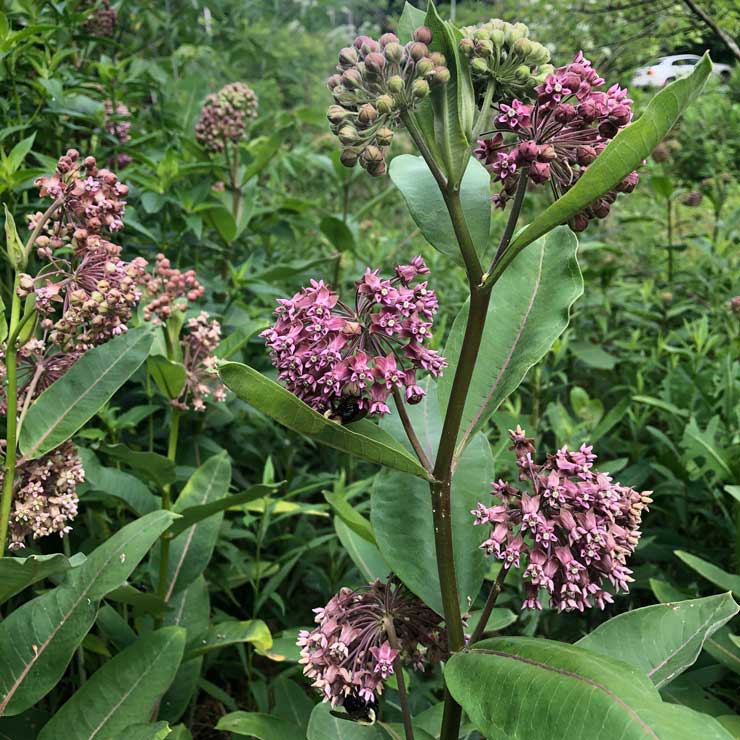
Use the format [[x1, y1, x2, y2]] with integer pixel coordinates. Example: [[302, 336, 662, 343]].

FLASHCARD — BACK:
[[446, 636, 734, 740], [508, 54, 712, 252], [37, 627, 185, 740], [577, 593, 739, 688], [439, 227, 582, 456], [19, 326, 154, 459], [389, 155, 490, 261], [675, 551, 740, 599], [151, 452, 231, 600], [371, 388, 492, 614], [220, 362, 431, 480], [0, 511, 176, 717], [216, 712, 301, 740], [118, 723, 171, 740]]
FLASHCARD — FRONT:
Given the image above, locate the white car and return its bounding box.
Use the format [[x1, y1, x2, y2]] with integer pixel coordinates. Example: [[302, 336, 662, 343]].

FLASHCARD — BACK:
[[632, 54, 732, 88]]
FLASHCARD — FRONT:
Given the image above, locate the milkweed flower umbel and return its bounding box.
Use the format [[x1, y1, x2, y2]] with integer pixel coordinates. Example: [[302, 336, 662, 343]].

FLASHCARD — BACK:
[[474, 52, 638, 231], [327, 27, 449, 176], [297, 578, 446, 707], [261, 257, 446, 420], [195, 82, 258, 153], [472, 427, 651, 612]]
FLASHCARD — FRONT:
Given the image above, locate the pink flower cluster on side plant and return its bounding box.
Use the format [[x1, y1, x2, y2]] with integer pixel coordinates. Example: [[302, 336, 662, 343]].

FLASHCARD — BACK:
[[195, 82, 258, 153], [298, 578, 446, 707], [474, 52, 639, 231], [472, 426, 652, 612], [104, 99, 132, 169], [261, 257, 446, 419], [0, 440, 84, 551]]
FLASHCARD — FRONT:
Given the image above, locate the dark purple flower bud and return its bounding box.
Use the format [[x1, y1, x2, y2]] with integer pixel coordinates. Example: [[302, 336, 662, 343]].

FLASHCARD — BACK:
[[529, 161, 551, 183], [340, 149, 359, 168], [598, 119, 619, 139], [591, 198, 611, 218], [554, 103, 576, 123], [338, 46, 358, 68], [517, 140, 539, 162], [616, 171, 639, 193], [576, 145, 597, 165], [577, 100, 598, 122], [413, 26, 432, 44], [570, 213, 590, 231], [341, 68, 363, 90], [609, 104, 631, 127], [364, 52, 386, 75]]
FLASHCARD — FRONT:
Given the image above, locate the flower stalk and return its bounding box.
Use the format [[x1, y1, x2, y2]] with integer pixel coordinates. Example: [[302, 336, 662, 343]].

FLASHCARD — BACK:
[[157, 406, 181, 605]]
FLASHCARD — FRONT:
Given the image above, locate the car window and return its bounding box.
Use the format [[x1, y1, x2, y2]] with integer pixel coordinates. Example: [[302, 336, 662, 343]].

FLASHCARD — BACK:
[[673, 59, 697, 66]]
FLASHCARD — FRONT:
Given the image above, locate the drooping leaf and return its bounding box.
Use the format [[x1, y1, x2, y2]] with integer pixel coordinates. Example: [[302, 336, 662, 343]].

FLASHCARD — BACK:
[[675, 551, 740, 599], [184, 619, 272, 659], [577, 594, 739, 688], [216, 712, 302, 740], [389, 155, 490, 261], [37, 627, 185, 740], [446, 637, 734, 740], [220, 362, 430, 480], [334, 517, 388, 582], [19, 326, 154, 459], [324, 490, 376, 545], [371, 389, 492, 614], [0, 553, 74, 605], [439, 227, 582, 456], [97, 443, 176, 489], [151, 452, 231, 601], [0, 511, 176, 716], [508, 54, 713, 252], [307, 703, 390, 740]]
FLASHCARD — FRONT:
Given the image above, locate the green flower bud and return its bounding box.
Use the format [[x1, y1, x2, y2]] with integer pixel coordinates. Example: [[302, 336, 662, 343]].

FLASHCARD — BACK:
[[491, 18, 505, 31], [506, 26, 525, 45], [514, 38, 532, 57], [475, 39, 493, 58], [431, 66, 450, 85], [474, 28, 490, 42], [412, 78, 430, 98], [384, 42, 404, 64], [376, 127, 394, 146], [513, 22, 529, 37], [338, 125, 360, 145], [515, 64, 531, 81], [490, 30, 505, 48], [376, 94, 395, 114], [387, 75, 404, 94], [459, 37, 475, 56], [429, 52, 446, 66], [471, 57, 489, 75], [416, 58, 434, 77], [529, 42, 550, 65]]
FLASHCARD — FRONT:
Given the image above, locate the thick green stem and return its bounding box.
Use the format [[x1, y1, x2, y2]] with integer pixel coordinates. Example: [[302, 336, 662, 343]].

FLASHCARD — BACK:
[[469, 566, 507, 645], [156, 407, 181, 605], [473, 81, 496, 140], [0, 282, 22, 556]]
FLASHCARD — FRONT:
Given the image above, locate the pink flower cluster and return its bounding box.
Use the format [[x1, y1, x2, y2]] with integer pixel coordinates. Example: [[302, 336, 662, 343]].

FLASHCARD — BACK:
[[82, 0, 116, 36], [474, 52, 638, 231], [298, 578, 445, 708], [140, 253, 204, 322], [176, 312, 227, 412], [472, 427, 652, 612], [195, 82, 258, 153], [261, 258, 446, 419], [1, 441, 84, 551]]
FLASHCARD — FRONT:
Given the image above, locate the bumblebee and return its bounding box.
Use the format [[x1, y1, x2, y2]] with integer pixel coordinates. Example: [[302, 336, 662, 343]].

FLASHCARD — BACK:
[[324, 383, 368, 425], [330, 693, 378, 725]]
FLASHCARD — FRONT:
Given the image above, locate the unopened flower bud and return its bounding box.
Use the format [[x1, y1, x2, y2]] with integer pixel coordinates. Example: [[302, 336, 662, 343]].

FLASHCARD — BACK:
[[376, 94, 395, 114], [514, 38, 532, 57], [416, 58, 434, 77], [376, 127, 394, 146], [570, 213, 590, 232], [341, 68, 363, 90], [340, 149, 359, 168], [459, 37, 475, 56], [576, 145, 597, 165], [409, 42, 428, 61], [412, 78, 430, 98], [327, 105, 350, 125], [517, 140, 539, 161], [338, 46, 358, 68], [327, 74, 342, 90], [413, 26, 432, 44], [18, 274, 34, 295], [387, 75, 404, 94], [529, 161, 551, 183], [471, 57, 489, 75], [592, 198, 611, 219], [514, 64, 531, 81], [539, 144, 557, 162], [432, 66, 450, 85], [384, 42, 404, 64], [338, 125, 360, 145], [357, 104, 378, 126], [475, 39, 493, 58], [379, 32, 399, 47], [364, 52, 386, 75], [490, 29, 505, 48], [529, 42, 550, 64]]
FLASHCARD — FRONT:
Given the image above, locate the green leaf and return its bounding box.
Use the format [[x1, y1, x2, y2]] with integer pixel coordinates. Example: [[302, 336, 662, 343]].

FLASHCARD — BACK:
[[705, 627, 740, 677], [446, 637, 735, 740], [307, 703, 390, 740], [0, 511, 176, 716], [397, 2, 426, 43], [220, 362, 431, 480], [118, 723, 172, 740], [633, 395, 689, 418], [0, 553, 74, 605], [371, 390, 492, 614], [570, 340, 618, 370], [77, 448, 159, 516], [168, 483, 277, 537], [389, 155, 490, 261], [148, 355, 186, 400], [215, 320, 268, 360], [97, 443, 176, 489], [577, 594, 739, 688], [37, 627, 185, 740], [184, 620, 271, 659], [335, 517, 388, 582], [152, 452, 232, 600], [216, 712, 302, 740], [681, 416, 734, 482], [675, 551, 740, 599], [3, 203, 24, 269], [204, 206, 237, 242], [439, 227, 582, 455], [272, 678, 314, 731], [324, 491, 376, 545], [320, 215, 356, 253], [509, 54, 713, 252], [19, 326, 154, 459]]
